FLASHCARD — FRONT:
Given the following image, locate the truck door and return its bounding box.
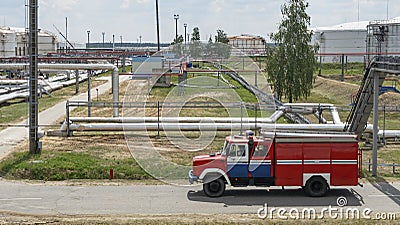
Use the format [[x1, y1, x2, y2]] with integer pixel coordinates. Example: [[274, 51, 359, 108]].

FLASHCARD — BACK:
[[226, 143, 249, 186], [249, 140, 274, 185]]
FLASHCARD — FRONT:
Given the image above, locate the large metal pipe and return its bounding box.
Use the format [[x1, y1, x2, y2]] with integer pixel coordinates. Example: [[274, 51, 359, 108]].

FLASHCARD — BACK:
[[331, 107, 343, 124], [65, 123, 348, 132], [0, 63, 117, 71], [0, 72, 90, 104], [68, 116, 277, 124], [0, 63, 120, 117]]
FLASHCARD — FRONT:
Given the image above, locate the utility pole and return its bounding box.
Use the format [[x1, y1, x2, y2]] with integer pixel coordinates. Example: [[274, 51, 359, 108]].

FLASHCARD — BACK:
[[174, 14, 179, 43], [87, 30, 90, 49], [29, 0, 40, 154], [65, 17, 68, 52], [184, 23, 187, 44], [387, 0, 389, 20], [155, 0, 161, 51], [102, 32, 105, 48], [112, 34, 115, 51]]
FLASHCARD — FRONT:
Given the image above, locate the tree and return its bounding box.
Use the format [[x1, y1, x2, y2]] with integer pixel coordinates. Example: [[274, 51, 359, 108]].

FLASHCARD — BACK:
[[205, 36, 214, 57], [171, 35, 184, 45], [191, 27, 200, 42], [215, 29, 228, 43], [266, 0, 317, 103], [189, 27, 202, 58], [214, 29, 230, 58], [171, 35, 184, 57]]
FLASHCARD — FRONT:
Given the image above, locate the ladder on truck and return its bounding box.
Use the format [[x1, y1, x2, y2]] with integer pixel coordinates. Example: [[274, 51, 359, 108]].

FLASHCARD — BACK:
[[345, 56, 400, 135]]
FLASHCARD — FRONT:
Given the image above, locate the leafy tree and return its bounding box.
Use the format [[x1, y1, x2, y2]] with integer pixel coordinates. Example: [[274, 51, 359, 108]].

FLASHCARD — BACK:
[[191, 27, 200, 42], [266, 0, 317, 103], [188, 27, 202, 58], [171, 35, 184, 57], [215, 29, 228, 43], [171, 35, 184, 45], [205, 36, 214, 57], [214, 29, 230, 58]]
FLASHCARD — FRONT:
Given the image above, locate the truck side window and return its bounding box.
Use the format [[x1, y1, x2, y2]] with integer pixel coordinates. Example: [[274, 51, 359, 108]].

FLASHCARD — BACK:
[[229, 144, 246, 157], [252, 145, 269, 158]]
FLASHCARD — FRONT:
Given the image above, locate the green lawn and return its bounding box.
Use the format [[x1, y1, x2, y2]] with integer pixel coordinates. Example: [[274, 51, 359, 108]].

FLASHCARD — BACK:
[[0, 150, 148, 181]]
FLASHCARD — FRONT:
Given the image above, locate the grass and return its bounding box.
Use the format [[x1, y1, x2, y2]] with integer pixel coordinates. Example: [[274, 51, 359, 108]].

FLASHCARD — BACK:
[[0, 151, 148, 181], [362, 144, 400, 178], [1, 213, 398, 225], [0, 134, 151, 181], [149, 66, 265, 118], [317, 62, 366, 77]]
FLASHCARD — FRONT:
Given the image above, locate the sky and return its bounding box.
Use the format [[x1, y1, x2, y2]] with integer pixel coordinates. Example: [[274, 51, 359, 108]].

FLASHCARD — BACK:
[[0, 0, 398, 44]]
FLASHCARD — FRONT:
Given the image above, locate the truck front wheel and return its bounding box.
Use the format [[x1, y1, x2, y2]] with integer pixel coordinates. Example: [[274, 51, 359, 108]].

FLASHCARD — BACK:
[[203, 178, 226, 197], [304, 176, 329, 197]]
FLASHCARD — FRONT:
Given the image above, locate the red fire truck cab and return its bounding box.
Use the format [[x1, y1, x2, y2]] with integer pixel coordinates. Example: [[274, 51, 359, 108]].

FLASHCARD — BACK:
[[189, 131, 362, 197]]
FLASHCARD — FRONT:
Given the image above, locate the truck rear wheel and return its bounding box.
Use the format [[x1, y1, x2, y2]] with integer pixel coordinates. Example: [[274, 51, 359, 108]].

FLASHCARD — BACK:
[[203, 178, 225, 197], [304, 176, 328, 197]]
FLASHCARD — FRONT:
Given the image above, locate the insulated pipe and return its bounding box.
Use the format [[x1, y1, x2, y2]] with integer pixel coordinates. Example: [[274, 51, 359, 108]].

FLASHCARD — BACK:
[[67, 116, 277, 124], [0, 63, 120, 117], [65, 123, 348, 132], [331, 107, 343, 124], [378, 130, 400, 139]]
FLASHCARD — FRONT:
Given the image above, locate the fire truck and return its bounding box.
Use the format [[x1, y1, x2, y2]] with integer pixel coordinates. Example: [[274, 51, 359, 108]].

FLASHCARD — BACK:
[[189, 131, 362, 197]]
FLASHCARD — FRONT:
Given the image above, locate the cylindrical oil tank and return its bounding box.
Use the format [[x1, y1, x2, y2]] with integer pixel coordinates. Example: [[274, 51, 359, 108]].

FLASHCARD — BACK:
[[0, 28, 17, 57], [313, 21, 369, 63], [38, 32, 57, 55]]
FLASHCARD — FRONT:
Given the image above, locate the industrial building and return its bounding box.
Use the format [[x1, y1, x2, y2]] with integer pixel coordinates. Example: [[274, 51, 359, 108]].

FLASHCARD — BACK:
[[227, 34, 266, 56], [0, 26, 57, 57]]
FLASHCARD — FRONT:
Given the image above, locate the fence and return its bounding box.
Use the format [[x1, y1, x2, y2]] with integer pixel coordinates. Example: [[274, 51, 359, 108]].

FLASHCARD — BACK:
[[365, 159, 399, 174]]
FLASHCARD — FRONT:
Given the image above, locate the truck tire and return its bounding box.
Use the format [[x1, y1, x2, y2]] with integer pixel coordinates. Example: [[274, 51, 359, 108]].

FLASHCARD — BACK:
[[304, 176, 328, 197], [203, 178, 225, 197]]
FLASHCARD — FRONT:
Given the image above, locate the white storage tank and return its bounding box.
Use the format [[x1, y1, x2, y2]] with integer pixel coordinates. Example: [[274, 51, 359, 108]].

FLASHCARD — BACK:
[[0, 26, 57, 57], [312, 21, 369, 63], [367, 17, 400, 63], [38, 30, 56, 55], [0, 27, 17, 57]]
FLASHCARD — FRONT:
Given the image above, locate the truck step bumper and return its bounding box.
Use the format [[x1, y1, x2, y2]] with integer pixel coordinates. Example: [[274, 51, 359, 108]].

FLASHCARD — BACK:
[[188, 170, 199, 184]]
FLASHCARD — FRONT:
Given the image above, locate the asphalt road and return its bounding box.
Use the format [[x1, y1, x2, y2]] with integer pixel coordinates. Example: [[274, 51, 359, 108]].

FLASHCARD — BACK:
[[0, 179, 398, 216]]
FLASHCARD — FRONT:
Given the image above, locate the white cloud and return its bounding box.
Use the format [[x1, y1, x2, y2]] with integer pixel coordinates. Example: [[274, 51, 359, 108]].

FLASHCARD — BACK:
[[121, 0, 150, 9], [40, 0, 80, 11], [210, 0, 226, 13]]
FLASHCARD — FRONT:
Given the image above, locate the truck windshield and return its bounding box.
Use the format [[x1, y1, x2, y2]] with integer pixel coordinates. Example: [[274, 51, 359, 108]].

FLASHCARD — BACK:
[[221, 141, 231, 156]]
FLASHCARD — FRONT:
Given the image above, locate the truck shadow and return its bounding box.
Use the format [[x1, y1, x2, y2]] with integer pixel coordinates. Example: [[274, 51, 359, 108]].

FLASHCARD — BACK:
[[187, 188, 363, 207]]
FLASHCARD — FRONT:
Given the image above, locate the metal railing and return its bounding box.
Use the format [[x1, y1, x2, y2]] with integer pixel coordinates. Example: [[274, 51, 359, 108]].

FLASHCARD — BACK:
[[364, 159, 400, 174]]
